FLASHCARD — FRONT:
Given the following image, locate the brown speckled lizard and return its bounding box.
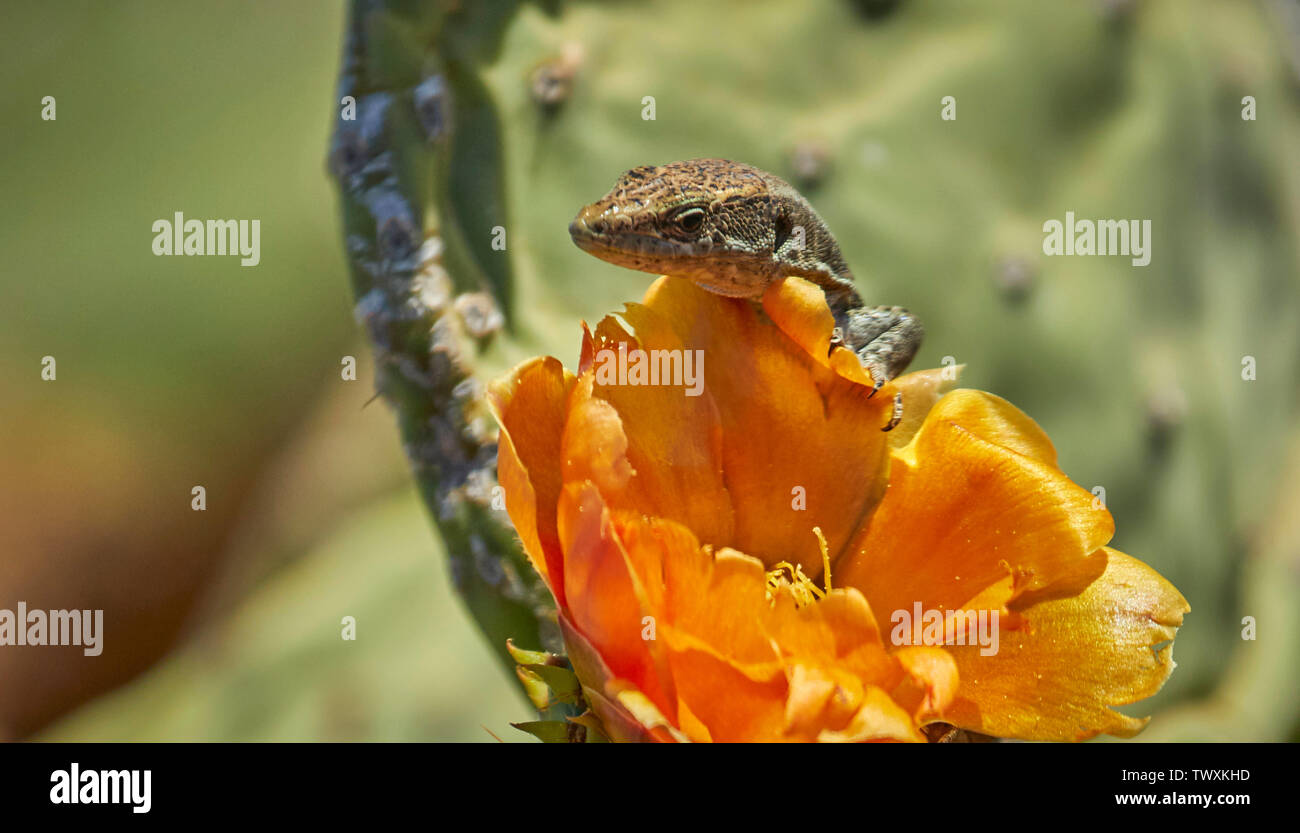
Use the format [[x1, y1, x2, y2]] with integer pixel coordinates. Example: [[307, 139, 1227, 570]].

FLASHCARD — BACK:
[[569, 158, 923, 430]]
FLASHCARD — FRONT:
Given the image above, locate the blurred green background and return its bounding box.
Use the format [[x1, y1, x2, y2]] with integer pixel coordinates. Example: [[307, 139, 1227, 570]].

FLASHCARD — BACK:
[[2, 0, 1298, 741]]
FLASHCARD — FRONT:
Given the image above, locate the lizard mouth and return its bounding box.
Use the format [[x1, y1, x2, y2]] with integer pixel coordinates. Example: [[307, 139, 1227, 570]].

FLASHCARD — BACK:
[[569, 215, 709, 261], [571, 223, 760, 298], [569, 211, 765, 297]]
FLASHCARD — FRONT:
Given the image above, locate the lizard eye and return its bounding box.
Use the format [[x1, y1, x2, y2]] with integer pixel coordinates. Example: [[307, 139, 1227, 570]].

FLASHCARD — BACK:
[[670, 206, 706, 234]]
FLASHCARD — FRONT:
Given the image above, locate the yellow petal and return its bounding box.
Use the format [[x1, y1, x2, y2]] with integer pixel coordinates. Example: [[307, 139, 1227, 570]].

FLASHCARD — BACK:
[[942, 548, 1190, 740]]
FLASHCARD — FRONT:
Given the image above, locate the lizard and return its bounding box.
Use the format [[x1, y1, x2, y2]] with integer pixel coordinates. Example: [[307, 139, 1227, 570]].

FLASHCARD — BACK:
[[568, 158, 923, 430]]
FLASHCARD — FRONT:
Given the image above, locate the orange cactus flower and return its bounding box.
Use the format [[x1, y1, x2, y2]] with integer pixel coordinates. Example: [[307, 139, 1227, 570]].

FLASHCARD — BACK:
[[488, 275, 1188, 742]]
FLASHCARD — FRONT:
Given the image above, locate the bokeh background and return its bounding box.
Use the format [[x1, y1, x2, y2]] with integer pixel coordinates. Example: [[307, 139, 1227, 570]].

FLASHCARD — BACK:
[[2, 0, 1298, 741]]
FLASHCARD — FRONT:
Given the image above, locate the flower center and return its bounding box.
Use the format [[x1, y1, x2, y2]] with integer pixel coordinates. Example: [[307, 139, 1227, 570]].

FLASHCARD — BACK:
[[764, 527, 833, 607]]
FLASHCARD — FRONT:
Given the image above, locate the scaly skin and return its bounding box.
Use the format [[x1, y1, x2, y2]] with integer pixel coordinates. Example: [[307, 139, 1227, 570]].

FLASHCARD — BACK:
[[570, 158, 923, 429]]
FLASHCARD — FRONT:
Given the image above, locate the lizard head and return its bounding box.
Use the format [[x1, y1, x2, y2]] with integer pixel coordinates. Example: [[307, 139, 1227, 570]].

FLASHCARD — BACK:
[[569, 158, 784, 298]]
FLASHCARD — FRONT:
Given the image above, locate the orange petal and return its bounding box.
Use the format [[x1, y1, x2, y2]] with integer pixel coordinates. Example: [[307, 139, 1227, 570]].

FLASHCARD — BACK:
[[760, 277, 841, 370], [629, 276, 893, 576], [784, 663, 872, 738], [910, 386, 1060, 466], [762, 588, 896, 686], [561, 382, 635, 498], [600, 526, 799, 741], [884, 366, 962, 449], [893, 646, 960, 722], [665, 645, 791, 742], [761, 276, 881, 389], [487, 357, 575, 598], [566, 314, 736, 546], [760, 276, 960, 450], [558, 614, 681, 742], [942, 547, 1190, 741], [838, 389, 1111, 621], [556, 482, 675, 720], [660, 547, 789, 673], [657, 543, 921, 741], [817, 686, 927, 743]]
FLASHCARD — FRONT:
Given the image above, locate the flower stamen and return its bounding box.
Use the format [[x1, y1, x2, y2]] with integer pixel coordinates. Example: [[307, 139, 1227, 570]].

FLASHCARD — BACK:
[[765, 527, 835, 608], [814, 526, 832, 592]]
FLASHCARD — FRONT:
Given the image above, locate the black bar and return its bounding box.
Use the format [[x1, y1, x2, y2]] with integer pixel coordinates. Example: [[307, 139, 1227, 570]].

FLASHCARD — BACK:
[[0, 742, 1278, 819]]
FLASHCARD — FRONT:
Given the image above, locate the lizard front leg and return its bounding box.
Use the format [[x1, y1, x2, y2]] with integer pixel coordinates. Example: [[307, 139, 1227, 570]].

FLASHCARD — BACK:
[[838, 305, 924, 432], [842, 305, 924, 392]]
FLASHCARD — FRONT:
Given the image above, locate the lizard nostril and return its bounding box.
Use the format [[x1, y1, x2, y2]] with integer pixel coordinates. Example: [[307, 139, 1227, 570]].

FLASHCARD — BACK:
[[569, 209, 613, 244]]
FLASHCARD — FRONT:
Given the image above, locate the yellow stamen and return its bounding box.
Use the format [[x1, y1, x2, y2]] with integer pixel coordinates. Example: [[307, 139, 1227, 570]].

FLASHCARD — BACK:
[[765, 529, 834, 608], [813, 526, 832, 592]]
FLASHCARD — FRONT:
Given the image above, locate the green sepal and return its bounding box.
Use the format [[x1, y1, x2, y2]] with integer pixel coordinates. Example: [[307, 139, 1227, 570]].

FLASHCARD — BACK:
[[511, 720, 575, 743]]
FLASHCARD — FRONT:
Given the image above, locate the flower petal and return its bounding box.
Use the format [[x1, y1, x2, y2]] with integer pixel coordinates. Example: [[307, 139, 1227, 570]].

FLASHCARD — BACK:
[[816, 686, 927, 743], [942, 548, 1190, 741], [883, 367, 962, 449], [659, 547, 789, 674], [666, 645, 792, 742], [838, 389, 1111, 620], [566, 315, 736, 546], [558, 614, 682, 742], [760, 277, 866, 383], [893, 645, 960, 722], [628, 276, 893, 576], [556, 482, 676, 720], [487, 357, 575, 597]]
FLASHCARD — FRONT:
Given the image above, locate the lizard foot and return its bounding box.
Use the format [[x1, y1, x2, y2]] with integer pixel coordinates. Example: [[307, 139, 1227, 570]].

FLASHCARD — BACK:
[[845, 305, 924, 390], [863, 361, 888, 399]]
